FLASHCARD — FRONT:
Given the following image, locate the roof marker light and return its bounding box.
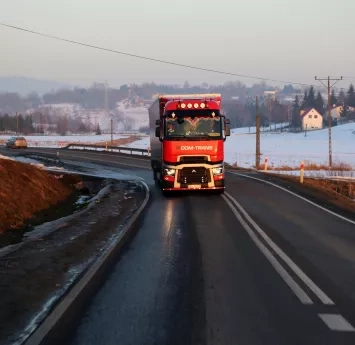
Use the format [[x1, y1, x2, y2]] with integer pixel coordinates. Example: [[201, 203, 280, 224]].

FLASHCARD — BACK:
[[194, 103, 199, 108], [200, 103, 206, 108], [187, 103, 192, 108], [181, 103, 186, 108]]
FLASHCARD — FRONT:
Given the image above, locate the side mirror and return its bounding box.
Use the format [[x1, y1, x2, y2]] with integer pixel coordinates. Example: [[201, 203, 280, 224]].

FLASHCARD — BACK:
[[155, 119, 160, 126], [225, 125, 231, 136], [155, 126, 160, 138]]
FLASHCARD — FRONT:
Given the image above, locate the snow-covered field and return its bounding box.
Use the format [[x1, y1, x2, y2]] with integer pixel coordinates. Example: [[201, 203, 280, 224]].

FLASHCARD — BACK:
[[116, 100, 148, 131], [0, 134, 131, 148], [121, 123, 355, 179], [225, 123, 355, 169]]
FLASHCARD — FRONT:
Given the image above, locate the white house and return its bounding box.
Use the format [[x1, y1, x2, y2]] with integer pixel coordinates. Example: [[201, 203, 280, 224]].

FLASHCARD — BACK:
[[300, 108, 323, 130], [329, 105, 355, 121]]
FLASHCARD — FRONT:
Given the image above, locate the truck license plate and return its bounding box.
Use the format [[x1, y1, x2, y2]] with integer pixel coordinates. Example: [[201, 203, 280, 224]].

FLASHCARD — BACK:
[[188, 184, 201, 189]]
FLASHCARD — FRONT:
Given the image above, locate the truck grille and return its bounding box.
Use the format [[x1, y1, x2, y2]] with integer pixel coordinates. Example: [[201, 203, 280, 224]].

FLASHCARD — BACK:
[[179, 156, 207, 164], [179, 167, 210, 184]]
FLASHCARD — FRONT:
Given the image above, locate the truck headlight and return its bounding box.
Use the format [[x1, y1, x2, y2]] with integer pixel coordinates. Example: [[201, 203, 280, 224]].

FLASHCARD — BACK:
[[212, 167, 224, 175], [163, 168, 176, 176]]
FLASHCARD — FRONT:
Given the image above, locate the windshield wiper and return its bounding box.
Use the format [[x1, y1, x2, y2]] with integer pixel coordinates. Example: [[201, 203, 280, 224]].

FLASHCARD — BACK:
[[170, 134, 188, 138]]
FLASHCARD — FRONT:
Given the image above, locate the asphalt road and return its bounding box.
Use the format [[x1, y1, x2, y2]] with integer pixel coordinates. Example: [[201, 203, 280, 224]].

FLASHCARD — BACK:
[[3, 146, 355, 344]]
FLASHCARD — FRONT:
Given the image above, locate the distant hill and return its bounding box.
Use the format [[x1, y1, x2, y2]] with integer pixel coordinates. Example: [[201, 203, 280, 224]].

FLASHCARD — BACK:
[[0, 76, 74, 96]]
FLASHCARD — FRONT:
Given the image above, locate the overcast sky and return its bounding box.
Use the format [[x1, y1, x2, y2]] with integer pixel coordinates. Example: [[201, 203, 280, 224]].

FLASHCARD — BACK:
[[1, 0, 353, 88]]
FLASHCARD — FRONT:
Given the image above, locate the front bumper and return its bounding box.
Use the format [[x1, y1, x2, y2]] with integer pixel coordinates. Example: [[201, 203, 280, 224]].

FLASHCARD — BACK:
[[161, 178, 225, 191], [162, 163, 225, 189], [162, 186, 225, 191]]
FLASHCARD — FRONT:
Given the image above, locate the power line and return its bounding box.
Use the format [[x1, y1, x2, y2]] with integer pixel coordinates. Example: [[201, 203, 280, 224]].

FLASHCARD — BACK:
[[0, 22, 321, 88]]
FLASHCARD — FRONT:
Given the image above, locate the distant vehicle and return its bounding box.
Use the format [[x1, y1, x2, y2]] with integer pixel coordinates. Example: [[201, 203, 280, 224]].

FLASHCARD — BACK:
[[5, 136, 28, 149]]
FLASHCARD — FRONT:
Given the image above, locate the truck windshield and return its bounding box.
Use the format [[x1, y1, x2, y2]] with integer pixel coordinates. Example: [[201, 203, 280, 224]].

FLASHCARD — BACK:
[[165, 116, 222, 139]]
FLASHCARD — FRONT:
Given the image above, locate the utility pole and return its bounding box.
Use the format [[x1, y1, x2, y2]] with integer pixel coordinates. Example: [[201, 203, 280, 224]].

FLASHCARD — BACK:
[[16, 112, 19, 135], [315, 76, 343, 167], [104, 80, 108, 113], [110, 116, 113, 149], [255, 96, 261, 169]]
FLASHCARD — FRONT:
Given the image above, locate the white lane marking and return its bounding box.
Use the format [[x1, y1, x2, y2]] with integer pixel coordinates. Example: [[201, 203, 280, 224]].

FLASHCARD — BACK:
[[318, 314, 355, 332], [228, 171, 355, 226], [224, 192, 335, 306], [221, 194, 313, 305]]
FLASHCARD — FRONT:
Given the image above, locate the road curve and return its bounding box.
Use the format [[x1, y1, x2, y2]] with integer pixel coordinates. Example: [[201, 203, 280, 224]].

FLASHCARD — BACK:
[[2, 147, 355, 344]]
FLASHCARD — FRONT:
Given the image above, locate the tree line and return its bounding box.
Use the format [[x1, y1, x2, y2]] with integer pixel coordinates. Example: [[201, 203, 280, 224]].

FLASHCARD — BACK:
[[0, 80, 298, 114], [1, 80, 355, 132], [0, 112, 101, 135]]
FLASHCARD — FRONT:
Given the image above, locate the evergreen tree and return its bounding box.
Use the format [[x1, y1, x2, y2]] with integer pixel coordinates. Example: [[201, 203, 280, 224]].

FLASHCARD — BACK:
[[330, 89, 337, 107], [315, 91, 324, 114], [183, 80, 190, 89], [337, 90, 346, 105], [96, 124, 102, 135], [291, 95, 301, 128], [307, 86, 316, 108], [301, 90, 308, 109], [346, 84, 355, 107]]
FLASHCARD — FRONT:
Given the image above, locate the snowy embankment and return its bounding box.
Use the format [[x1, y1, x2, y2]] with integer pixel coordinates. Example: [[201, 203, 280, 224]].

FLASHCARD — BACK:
[[0, 134, 133, 148]]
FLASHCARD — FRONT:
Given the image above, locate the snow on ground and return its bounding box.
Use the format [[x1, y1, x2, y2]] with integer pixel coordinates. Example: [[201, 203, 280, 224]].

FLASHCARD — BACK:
[[120, 136, 150, 149], [225, 123, 355, 169], [116, 100, 148, 131], [263, 170, 355, 180], [231, 122, 289, 135], [0, 154, 14, 161], [0, 134, 130, 148], [123, 123, 355, 177]]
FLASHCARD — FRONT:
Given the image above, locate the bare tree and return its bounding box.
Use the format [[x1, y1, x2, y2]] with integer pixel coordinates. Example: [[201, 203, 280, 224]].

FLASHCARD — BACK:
[[122, 117, 135, 131]]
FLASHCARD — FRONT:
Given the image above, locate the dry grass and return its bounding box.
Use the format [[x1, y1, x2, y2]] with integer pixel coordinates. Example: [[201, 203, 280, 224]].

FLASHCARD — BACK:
[[310, 178, 355, 200], [226, 160, 355, 206], [264, 172, 355, 207], [0, 159, 75, 232], [260, 161, 353, 171]]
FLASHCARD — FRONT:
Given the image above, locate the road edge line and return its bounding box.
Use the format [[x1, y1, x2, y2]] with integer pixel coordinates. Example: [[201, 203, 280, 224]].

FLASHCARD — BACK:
[[24, 181, 150, 345], [228, 171, 355, 226], [221, 194, 313, 305], [225, 192, 335, 306]]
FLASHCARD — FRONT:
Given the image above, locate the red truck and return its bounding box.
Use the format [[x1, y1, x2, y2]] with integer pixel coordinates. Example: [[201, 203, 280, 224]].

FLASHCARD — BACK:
[[148, 93, 231, 195]]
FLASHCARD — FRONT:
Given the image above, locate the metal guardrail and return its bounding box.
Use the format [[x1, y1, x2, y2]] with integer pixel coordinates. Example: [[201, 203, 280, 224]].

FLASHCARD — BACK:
[[22, 152, 64, 166], [63, 143, 149, 157]]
